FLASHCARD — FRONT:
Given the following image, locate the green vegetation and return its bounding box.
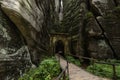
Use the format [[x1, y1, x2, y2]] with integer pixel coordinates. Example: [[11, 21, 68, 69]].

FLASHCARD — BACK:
[[105, 6, 120, 19], [66, 55, 81, 67], [85, 12, 94, 19], [113, 6, 120, 18], [19, 57, 61, 80], [113, 6, 120, 12], [65, 55, 120, 79], [87, 63, 120, 79]]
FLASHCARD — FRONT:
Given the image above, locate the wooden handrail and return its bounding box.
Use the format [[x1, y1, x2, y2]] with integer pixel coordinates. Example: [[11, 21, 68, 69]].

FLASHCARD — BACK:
[[68, 54, 120, 65], [67, 54, 119, 80], [55, 54, 69, 80], [55, 66, 67, 80]]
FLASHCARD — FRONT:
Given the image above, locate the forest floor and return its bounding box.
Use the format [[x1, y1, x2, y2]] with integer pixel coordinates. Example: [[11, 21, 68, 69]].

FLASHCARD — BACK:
[[55, 54, 110, 80]]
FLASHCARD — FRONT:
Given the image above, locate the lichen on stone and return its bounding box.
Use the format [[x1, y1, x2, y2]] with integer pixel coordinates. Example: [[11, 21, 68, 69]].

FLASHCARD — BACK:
[[98, 40, 108, 48], [0, 24, 11, 41], [0, 47, 16, 54], [0, 48, 8, 54]]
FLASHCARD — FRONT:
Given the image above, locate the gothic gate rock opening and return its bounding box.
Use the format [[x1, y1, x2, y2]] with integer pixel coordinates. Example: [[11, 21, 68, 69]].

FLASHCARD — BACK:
[[50, 33, 70, 55], [55, 40, 64, 56]]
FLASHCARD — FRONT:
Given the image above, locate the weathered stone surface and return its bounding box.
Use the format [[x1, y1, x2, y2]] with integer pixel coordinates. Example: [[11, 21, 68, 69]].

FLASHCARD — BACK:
[[62, 0, 120, 59], [96, 9, 120, 58], [92, 0, 116, 15], [0, 8, 31, 80], [0, 0, 52, 79], [0, 0, 50, 65], [0, 0, 120, 79], [84, 15, 112, 59], [115, 0, 120, 5]]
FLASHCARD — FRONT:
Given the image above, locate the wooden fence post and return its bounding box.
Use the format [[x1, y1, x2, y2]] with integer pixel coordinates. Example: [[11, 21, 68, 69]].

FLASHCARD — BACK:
[[67, 60, 69, 80], [113, 64, 117, 80], [63, 71, 66, 80], [92, 58, 95, 74]]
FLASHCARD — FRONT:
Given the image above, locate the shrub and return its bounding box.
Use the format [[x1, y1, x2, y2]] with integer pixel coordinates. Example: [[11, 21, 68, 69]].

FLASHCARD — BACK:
[[66, 55, 81, 67], [87, 63, 120, 79], [19, 57, 61, 80], [85, 12, 94, 19]]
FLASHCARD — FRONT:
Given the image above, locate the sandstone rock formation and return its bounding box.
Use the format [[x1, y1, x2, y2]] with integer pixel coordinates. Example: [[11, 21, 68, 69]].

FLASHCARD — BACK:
[[0, 0, 120, 79], [0, 7, 31, 80], [61, 0, 120, 60], [0, 0, 50, 65], [0, 0, 51, 79]]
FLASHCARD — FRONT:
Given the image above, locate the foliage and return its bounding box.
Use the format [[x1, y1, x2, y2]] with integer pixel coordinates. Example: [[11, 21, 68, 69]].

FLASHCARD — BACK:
[[105, 6, 120, 19], [87, 63, 120, 79], [113, 6, 120, 13], [66, 55, 81, 67], [19, 57, 61, 80], [85, 12, 94, 19], [113, 6, 120, 18]]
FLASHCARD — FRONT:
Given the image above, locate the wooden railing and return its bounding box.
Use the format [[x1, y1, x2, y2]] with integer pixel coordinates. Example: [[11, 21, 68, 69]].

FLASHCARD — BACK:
[[68, 54, 119, 80], [55, 66, 68, 80], [55, 54, 69, 80]]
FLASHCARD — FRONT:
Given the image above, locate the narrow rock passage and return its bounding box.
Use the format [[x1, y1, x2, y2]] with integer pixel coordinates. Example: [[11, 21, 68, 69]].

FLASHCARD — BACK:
[[55, 54, 110, 80]]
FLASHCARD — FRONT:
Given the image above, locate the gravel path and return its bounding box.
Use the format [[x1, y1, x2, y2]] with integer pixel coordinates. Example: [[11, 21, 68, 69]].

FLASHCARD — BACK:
[[55, 54, 110, 80]]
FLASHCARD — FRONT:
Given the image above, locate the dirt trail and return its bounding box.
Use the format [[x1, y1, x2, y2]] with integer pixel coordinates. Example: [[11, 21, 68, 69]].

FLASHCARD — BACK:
[[55, 55, 110, 80]]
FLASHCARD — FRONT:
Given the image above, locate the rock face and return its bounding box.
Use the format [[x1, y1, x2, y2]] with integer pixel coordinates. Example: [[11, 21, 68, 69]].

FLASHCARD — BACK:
[[0, 0, 51, 79], [84, 0, 120, 59], [0, 0, 120, 79], [62, 0, 120, 59], [0, 8, 31, 80], [0, 0, 50, 65], [89, 0, 120, 59], [92, 0, 115, 15], [97, 9, 120, 58]]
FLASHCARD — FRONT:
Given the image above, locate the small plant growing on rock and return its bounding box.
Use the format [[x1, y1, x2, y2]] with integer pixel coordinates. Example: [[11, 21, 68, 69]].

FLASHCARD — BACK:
[[85, 12, 94, 19]]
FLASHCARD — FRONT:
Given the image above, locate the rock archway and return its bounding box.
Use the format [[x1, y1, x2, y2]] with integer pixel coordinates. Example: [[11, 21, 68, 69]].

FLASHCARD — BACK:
[[50, 33, 70, 55], [55, 40, 64, 56]]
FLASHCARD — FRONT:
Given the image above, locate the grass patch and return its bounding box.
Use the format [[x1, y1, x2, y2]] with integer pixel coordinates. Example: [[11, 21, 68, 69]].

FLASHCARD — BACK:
[[87, 63, 120, 79]]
